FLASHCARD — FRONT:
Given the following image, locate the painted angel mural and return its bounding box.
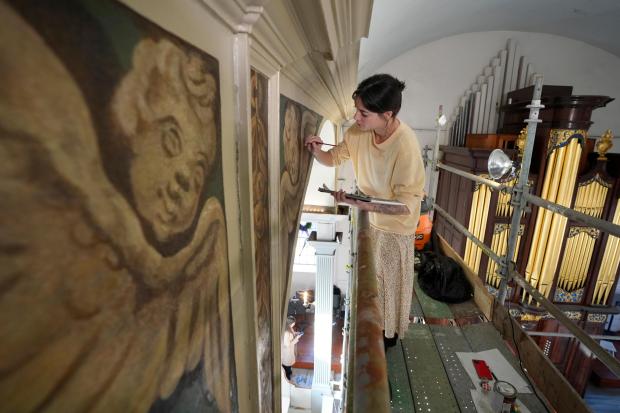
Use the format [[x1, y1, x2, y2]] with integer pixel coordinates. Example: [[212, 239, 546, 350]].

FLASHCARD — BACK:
[[0, 1, 235, 412], [251, 68, 274, 412], [279, 96, 322, 309]]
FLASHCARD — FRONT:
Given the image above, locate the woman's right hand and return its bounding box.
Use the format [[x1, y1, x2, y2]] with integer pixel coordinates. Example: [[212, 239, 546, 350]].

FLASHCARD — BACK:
[[304, 135, 323, 155]]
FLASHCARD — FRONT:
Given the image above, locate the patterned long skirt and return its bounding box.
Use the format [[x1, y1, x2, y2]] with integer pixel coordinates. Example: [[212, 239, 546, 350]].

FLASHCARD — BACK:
[[370, 226, 415, 339]]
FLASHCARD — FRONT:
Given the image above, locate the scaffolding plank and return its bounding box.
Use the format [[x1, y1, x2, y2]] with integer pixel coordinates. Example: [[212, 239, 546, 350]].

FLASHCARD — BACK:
[[449, 300, 483, 320], [402, 324, 460, 412], [410, 281, 425, 319], [413, 277, 454, 320], [429, 325, 478, 412], [386, 341, 415, 413], [461, 323, 549, 413]]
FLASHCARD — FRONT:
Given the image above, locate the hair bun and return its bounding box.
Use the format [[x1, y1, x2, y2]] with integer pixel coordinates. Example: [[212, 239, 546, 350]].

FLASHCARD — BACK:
[[398, 80, 406, 92]]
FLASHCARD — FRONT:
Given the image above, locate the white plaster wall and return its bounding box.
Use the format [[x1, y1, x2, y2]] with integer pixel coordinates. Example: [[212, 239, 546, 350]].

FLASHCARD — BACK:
[[371, 31, 620, 153]]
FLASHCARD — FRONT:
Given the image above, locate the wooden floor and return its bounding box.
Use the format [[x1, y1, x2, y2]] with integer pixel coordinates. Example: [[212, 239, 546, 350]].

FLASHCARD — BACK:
[[387, 276, 549, 413], [584, 384, 620, 413], [291, 313, 344, 373]]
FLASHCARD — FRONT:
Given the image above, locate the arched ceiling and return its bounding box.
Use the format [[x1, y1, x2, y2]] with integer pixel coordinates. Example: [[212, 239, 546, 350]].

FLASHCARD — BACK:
[[360, 0, 620, 76]]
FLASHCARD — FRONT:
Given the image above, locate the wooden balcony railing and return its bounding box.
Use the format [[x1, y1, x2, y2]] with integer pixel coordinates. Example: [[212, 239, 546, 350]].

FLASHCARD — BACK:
[[344, 210, 390, 412]]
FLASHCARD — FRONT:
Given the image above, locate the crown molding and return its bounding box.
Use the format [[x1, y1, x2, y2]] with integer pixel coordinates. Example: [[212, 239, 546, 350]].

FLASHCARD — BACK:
[[249, 0, 371, 122], [201, 0, 267, 33]]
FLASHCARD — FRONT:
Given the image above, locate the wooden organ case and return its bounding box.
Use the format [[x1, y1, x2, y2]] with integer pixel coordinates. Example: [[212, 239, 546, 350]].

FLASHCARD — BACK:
[[435, 85, 617, 394]]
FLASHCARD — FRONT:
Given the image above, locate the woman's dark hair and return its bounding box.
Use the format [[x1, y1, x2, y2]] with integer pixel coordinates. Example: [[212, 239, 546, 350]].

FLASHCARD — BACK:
[[352, 73, 406, 115]]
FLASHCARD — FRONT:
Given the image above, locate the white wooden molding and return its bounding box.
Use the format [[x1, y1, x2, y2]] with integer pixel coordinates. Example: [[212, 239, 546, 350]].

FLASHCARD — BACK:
[[250, 0, 372, 122], [201, 0, 267, 33]]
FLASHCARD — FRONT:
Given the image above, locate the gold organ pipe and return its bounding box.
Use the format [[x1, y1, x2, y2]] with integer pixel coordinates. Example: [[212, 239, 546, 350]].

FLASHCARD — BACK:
[[594, 205, 620, 304], [491, 230, 500, 288], [576, 232, 591, 289], [486, 232, 496, 285], [593, 187, 600, 217], [570, 234, 583, 290], [581, 235, 597, 289], [597, 185, 606, 217], [472, 185, 485, 266], [568, 234, 581, 291], [596, 186, 608, 219], [529, 145, 568, 298], [602, 237, 620, 304], [598, 238, 616, 303], [568, 235, 581, 291], [587, 183, 597, 216], [489, 231, 500, 286], [507, 181, 515, 217], [573, 232, 590, 290], [471, 187, 484, 270], [469, 188, 482, 269], [558, 235, 570, 290], [495, 229, 504, 288], [525, 147, 563, 298], [567, 232, 582, 291], [472, 185, 488, 271], [597, 242, 613, 302], [582, 183, 593, 214], [474, 187, 492, 273], [464, 185, 480, 268], [497, 229, 506, 287], [593, 236, 606, 303], [574, 184, 585, 212], [592, 184, 601, 216], [499, 194, 506, 217], [591, 184, 600, 217], [525, 148, 557, 286], [539, 141, 582, 297], [599, 238, 619, 304], [558, 234, 576, 290]]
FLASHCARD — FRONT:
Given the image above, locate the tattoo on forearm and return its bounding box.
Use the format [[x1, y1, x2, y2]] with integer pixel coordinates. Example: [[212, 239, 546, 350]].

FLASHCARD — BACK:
[[361, 202, 410, 215]]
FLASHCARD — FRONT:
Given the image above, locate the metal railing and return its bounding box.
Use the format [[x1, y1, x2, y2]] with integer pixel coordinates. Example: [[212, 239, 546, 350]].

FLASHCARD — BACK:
[[427, 75, 620, 380]]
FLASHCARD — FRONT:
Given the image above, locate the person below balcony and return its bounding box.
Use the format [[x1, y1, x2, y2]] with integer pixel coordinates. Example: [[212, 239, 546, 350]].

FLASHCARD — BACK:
[[282, 315, 302, 381]]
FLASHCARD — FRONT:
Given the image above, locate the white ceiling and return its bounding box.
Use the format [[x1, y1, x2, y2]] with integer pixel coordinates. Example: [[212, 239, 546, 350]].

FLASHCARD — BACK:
[[360, 0, 620, 76]]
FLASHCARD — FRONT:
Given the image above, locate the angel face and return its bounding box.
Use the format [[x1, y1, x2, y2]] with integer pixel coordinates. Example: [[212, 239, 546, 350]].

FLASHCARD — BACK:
[[129, 103, 212, 242], [283, 102, 300, 184], [112, 39, 218, 244]]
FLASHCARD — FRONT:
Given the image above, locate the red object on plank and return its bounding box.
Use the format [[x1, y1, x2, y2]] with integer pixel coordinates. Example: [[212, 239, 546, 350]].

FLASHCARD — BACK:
[[473, 359, 494, 381]]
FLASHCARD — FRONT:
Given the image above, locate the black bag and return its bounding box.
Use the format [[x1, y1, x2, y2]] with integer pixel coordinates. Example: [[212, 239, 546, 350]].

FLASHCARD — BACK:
[[416, 250, 473, 303]]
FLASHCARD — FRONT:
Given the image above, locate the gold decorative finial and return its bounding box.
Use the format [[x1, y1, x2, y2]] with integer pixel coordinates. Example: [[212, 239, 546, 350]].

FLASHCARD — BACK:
[[596, 129, 613, 160], [516, 127, 527, 157]]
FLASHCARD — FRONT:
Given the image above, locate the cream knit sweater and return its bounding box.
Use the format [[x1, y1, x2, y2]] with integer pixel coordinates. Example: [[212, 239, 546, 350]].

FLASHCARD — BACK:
[[330, 122, 425, 235]]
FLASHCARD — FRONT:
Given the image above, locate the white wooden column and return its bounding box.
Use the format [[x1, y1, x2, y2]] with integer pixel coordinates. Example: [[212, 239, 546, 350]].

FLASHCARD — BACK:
[[308, 236, 338, 413]]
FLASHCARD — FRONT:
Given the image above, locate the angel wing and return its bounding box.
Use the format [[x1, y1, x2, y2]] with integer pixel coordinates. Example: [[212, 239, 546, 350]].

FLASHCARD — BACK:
[[0, 4, 232, 412]]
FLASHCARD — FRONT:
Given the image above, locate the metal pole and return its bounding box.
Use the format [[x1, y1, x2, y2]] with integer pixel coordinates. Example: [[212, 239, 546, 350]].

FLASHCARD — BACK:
[[497, 75, 544, 305], [524, 193, 620, 238], [436, 162, 507, 192], [433, 204, 503, 265], [526, 331, 620, 341], [427, 105, 443, 220]]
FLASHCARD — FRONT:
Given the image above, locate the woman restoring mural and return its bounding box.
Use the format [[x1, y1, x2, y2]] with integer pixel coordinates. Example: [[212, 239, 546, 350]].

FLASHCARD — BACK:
[[304, 74, 425, 352], [0, 2, 234, 412]]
